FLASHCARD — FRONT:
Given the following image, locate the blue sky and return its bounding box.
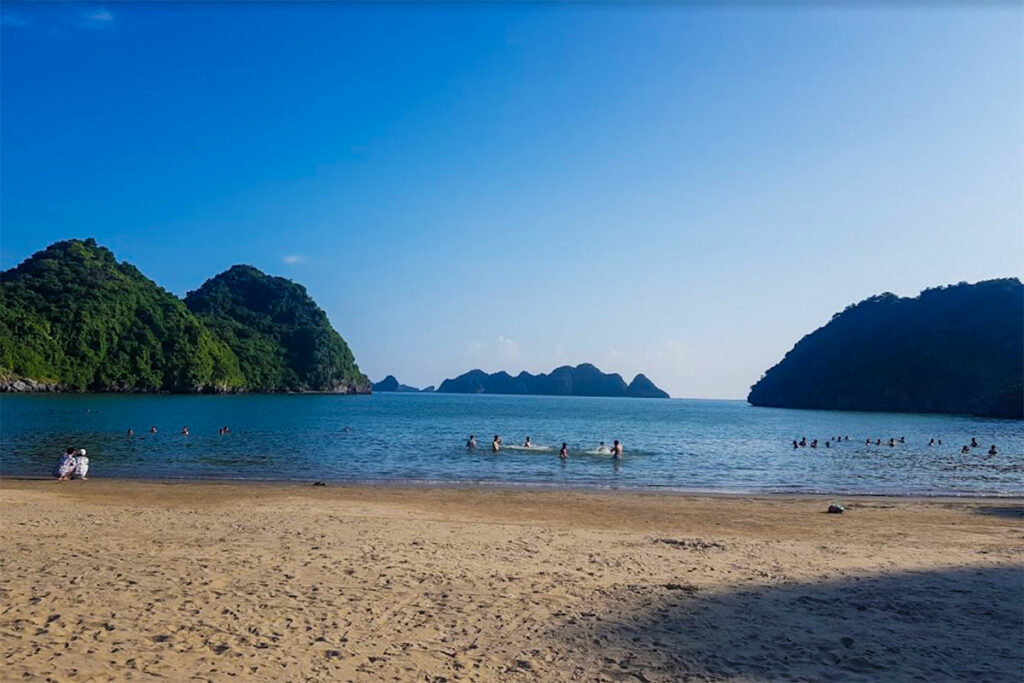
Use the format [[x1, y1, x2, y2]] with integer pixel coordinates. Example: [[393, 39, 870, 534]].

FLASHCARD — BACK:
[[2, 2, 1021, 398]]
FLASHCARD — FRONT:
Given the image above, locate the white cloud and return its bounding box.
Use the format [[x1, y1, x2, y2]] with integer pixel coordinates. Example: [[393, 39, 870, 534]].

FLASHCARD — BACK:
[[74, 6, 115, 30], [496, 335, 520, 357], [282, 254, 305, 265], [463, 335, 521, 371]]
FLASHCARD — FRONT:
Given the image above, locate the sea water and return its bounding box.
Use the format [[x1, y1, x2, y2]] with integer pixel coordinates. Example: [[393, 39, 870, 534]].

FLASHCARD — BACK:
[[1, 393, 1021, 496]]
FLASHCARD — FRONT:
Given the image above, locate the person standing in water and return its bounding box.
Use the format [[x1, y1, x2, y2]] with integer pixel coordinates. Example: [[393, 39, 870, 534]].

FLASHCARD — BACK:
[[492, 435, 502, 453], [611, 440, 623, 459], [559, 443, 568, 460], [523, 436, 532, 448], [466, 435, 477, 452], [182, 426, 189, 436]]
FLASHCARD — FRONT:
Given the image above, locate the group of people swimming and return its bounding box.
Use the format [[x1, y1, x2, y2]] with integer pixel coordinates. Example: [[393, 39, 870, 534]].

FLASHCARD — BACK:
[[466, 435, 623, 460], [791, 434, 1000, 455], [792, 435, 852, 449], [53, 448, 89, 481], [959, 437, 999, 455], [125, 425, 231, 437]]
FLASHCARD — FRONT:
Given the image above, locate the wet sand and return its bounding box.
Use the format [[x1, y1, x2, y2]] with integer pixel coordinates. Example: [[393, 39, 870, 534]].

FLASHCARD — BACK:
[[1, 479, 1021, 681]]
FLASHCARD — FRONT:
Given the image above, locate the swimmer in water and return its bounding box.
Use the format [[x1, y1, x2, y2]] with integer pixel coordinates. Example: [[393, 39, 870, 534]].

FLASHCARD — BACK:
[[970, 437, 978, 448], [929, 438, 934, 446], [466, 435, 477, 452], [799, 437, 807, 447], [492, 435, 502, 453], [825, 441, 830, 448], [961, 445, 970, 454], [611, 440, 623, 459], [150, 426, 157, 433], [810, 439, 818, 449], [793, 440, 799, 449], [181, 426, 189, 436], [559, 443, 568, 460], [598, 441, 610, 454], [523, 436, 532, 448], [988, 444, 998, 456], [127, 428, 134, 438]]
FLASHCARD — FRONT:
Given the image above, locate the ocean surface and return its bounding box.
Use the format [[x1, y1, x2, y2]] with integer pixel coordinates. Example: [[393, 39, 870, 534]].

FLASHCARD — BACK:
[[1, 393, 1021, 496]]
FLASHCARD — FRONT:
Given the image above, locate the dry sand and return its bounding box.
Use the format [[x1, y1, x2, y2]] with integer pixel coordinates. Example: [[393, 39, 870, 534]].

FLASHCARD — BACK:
[[1, 479, 1021, 682]]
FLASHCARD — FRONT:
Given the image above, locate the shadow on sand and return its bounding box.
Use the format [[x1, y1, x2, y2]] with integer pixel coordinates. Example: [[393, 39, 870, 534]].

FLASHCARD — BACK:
[[972, 506, 1024, 519], [552, 565, 1022, 682]]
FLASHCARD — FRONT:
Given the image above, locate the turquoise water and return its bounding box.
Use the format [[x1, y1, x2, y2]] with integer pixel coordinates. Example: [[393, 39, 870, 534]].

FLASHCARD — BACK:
[[1, 393, 1021, 496]]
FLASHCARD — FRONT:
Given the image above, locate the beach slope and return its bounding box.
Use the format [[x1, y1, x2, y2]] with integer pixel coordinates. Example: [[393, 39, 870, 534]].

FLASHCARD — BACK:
[[1, 481, 1021, 681]]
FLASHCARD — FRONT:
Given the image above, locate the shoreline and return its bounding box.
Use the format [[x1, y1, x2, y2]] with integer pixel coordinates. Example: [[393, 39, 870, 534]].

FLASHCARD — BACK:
[[3, 474, 1022, 501]]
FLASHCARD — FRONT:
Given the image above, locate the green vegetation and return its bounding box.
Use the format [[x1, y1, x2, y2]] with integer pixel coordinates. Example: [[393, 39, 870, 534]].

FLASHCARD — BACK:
[[748, 279, 1024, 419], [0, 239, 244, 391], [185, 265, 369, 393], [0, 239, 369, 393]]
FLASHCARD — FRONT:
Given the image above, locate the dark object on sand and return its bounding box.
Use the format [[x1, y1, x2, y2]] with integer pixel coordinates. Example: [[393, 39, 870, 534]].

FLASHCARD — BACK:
[[828, 503, 845, 514], [313, 481, 326, 487]]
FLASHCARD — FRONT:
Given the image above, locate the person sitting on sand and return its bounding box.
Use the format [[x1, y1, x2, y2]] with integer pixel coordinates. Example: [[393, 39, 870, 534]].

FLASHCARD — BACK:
[[492, 435, 502, 453], [523, 436, 532, 448], [466, 435, 477, 452], [559, 443, 568, 460], [72, 449, 89, 480], [611, 440, 623, 459], [54, 447, 77, 481], [988, 445, 998, 456]]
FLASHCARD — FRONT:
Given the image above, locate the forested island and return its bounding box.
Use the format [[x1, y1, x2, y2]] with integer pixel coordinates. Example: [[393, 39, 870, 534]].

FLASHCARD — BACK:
[[372, 375, 433, 393], [748, 278, 1023, 419], [437, 363, 670, 398], [0, 239, 370, 393]]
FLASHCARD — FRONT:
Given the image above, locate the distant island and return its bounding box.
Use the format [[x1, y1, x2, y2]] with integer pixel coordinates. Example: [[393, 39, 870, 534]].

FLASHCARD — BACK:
[[748, 278, 1023, 419], [372, 375, 434, 393], [0, 239, 370, 394], [436, 363, 669, 398]]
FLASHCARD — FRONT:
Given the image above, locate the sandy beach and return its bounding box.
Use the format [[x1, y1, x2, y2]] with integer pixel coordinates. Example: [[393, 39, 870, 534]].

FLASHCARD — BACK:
[[1, 480, 1021, 682]]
